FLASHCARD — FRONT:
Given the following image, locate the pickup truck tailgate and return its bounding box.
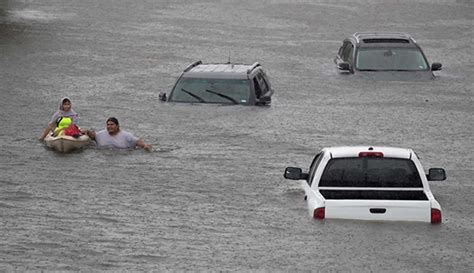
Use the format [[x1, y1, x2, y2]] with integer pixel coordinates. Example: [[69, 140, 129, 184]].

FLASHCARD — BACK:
[[325, 200, 431, 222]]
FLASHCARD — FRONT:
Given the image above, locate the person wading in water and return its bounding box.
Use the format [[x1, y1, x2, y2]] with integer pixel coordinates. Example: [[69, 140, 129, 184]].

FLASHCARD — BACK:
[[86, 117, 152, 151]]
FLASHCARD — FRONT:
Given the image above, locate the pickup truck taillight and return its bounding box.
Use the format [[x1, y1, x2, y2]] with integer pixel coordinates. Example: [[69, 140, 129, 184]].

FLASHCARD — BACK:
[[431, 208, 442, 224], [313, 207, 325, 219]]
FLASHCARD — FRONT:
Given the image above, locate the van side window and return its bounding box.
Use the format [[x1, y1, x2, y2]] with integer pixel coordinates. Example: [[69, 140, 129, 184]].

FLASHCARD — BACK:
[[253, 77, 262, 98], [257, 73, 269, 94], [338, 44, 344, 56], [341, 42, 354, 62]]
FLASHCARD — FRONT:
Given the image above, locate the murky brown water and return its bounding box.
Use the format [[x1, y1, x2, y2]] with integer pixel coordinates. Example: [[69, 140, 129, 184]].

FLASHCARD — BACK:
[[1, 0, 473, 271]]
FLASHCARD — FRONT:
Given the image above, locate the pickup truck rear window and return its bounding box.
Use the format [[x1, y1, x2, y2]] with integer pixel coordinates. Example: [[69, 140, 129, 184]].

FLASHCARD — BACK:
[[319, 158, 423, 188]]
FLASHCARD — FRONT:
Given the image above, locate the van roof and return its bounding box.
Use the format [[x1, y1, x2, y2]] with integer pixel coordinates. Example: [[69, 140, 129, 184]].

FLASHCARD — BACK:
[[182, 61, 261, 79]]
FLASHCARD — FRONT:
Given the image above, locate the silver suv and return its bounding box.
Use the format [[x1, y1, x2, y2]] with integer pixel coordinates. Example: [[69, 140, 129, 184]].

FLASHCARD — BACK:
[[334, 32, 442, 79], [160, 61, 273, 106]]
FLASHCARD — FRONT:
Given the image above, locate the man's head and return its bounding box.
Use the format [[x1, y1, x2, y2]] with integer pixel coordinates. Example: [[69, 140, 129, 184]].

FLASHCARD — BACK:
[[106, 117, 120, 135]]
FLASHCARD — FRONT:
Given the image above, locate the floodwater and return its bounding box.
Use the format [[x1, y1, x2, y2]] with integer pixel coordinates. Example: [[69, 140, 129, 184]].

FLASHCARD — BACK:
[[1, 0, 473, 271]]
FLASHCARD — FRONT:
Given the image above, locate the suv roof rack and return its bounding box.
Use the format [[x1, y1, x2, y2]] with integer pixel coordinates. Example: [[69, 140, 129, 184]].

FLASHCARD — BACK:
[[181, 61, 263, 79], [183, 60, 202, 72], [246, 62, 261, 74]]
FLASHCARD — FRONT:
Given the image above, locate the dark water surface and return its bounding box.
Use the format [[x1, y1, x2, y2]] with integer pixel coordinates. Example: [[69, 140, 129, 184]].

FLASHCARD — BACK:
[[1, 0, 473, 271]]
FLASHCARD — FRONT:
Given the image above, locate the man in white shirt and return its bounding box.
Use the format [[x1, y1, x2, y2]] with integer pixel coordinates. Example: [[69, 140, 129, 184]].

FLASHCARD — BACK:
[[86, 117, 152, 151]]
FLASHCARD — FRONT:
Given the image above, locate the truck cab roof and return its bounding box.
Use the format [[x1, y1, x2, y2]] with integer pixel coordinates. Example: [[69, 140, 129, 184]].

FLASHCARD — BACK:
[[324, 146, 412, 159]]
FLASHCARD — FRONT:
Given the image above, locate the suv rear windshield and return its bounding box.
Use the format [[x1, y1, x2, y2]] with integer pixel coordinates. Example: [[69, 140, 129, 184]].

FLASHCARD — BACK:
[[169, 78, 250, 104], [319, 157, 422, 188]]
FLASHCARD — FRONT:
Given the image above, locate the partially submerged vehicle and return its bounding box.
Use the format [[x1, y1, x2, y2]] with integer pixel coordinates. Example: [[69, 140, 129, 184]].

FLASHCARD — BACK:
[[284, 146, 446, 223], [159, 61, 273, 106], [334, 32, 442, 80]]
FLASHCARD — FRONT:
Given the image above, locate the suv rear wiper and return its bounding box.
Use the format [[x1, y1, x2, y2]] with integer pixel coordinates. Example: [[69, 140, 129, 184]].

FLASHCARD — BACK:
[[181, 88, 206, 103], [358, 69, 381, 71], [205, 89, 238, 104]]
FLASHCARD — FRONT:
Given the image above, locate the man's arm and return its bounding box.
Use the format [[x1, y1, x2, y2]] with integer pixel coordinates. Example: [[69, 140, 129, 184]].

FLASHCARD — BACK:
[[136, 138, 152, 151], [85, 130, 96, 140]]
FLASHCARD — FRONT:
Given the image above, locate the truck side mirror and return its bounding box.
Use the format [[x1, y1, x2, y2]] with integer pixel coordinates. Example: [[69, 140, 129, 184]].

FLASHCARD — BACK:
[[427, 168, 446, 181], [284, 167, 308, 180]]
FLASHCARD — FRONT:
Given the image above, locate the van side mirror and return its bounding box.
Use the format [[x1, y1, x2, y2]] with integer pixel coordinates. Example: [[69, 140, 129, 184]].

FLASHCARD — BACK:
[[159, 92, 167, 102], [338, 62, 351, 71], [427, 168, 446, 181], [431, 62, 442, 71], [256, 96, 271, 105]]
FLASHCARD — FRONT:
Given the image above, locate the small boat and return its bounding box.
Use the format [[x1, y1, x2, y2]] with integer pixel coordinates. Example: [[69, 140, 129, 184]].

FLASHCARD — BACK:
[[44, 134, 91, 153]]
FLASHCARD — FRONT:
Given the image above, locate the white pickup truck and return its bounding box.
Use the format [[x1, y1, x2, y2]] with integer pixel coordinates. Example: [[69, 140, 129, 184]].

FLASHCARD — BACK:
[[284, 146, 446, 223]]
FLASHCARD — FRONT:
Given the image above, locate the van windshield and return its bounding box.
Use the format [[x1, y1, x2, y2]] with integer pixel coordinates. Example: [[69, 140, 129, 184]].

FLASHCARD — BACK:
[[169, 78, 250, 104], [319, 158, 422, 187]]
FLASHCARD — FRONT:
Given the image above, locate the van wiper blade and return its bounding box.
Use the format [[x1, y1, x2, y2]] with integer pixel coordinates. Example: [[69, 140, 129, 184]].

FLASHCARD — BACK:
[[181, 88, 205, 103], [358, 69, 381, 71], [205, 89, 238, 104]]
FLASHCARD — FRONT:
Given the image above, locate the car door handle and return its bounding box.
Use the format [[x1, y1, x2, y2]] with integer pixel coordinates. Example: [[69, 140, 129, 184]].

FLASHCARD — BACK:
[[369, 208, 386, 214]]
